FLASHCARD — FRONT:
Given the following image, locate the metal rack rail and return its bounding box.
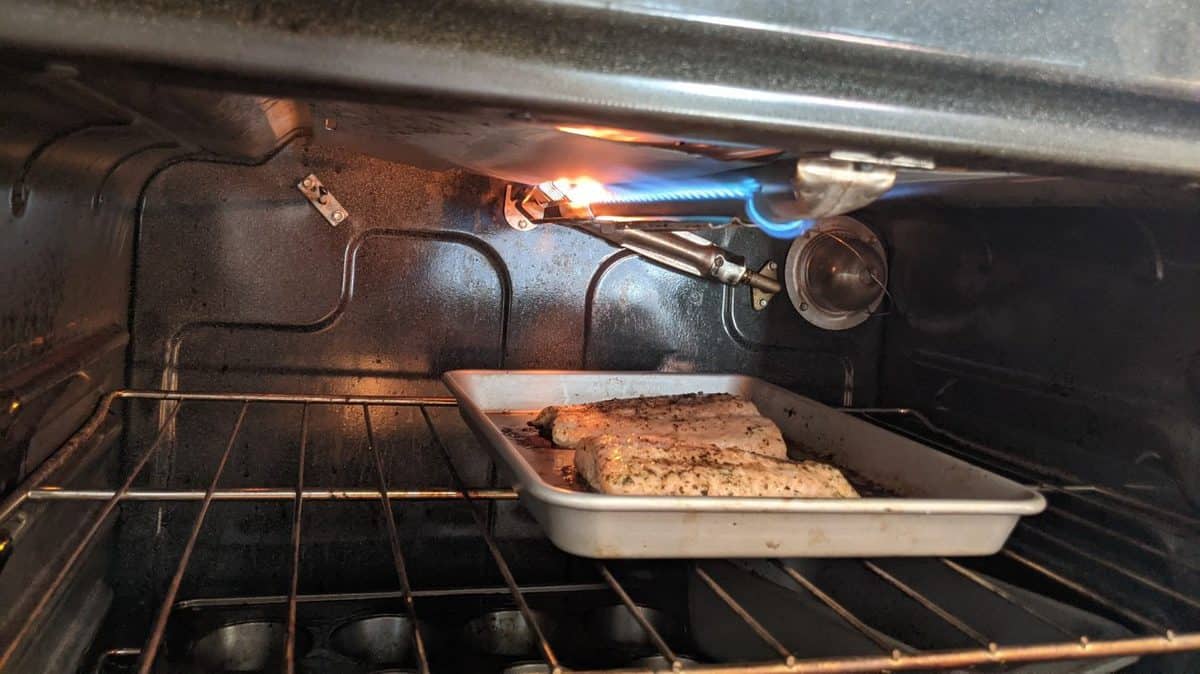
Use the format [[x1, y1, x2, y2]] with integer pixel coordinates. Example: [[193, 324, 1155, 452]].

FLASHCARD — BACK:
[[846, 408, 1200, 531], [1, 390, 1199, 673]]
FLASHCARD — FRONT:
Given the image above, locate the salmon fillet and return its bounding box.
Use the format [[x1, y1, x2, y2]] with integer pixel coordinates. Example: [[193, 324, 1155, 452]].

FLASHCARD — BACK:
[[574, 435, 859, 498], [530, 393, 786, 459], [549, 415, 787, 459], [531, 392, 755, 427]]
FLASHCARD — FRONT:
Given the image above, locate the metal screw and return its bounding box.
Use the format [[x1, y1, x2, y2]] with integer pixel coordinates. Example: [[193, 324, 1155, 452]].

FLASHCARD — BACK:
[[713, 255, 725, 268], [768, 261, 777, 270], [758, 298, 768, 307], [799, 302, 808, 311], [332, 210, 345, 223], [301, 177, 314, 189]]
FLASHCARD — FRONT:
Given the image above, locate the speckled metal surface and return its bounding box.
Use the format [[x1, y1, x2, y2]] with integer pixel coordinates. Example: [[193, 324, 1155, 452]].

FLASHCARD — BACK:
[[1, 0, 1200, 178], [0, 70, 189, 673]]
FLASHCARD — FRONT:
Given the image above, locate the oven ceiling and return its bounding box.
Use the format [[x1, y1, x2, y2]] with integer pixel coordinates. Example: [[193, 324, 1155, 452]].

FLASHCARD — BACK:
[[2, 0, 1199, 181]]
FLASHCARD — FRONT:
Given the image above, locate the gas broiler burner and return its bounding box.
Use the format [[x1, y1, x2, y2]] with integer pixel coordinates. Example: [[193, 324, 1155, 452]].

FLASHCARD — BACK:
[[504, 158, 897, 236], [784, 216, 887, 330], [500, 159, 898, 310]]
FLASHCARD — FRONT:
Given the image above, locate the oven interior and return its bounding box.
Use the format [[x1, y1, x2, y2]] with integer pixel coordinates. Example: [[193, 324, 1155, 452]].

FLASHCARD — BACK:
[[2, 58, 1200, 674]]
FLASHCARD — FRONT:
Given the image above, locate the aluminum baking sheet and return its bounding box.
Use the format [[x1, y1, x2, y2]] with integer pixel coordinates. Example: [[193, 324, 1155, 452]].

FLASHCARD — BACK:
[[443, 370, 1046, 559]]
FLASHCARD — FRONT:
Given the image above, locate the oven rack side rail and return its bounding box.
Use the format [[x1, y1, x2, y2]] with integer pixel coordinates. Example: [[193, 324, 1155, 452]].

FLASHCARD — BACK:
[[0, 388, 1195, 674]]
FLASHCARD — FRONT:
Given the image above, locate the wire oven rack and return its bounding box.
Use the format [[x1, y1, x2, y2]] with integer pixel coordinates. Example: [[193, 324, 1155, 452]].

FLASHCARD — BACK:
[[2, 389, 1200, 673]]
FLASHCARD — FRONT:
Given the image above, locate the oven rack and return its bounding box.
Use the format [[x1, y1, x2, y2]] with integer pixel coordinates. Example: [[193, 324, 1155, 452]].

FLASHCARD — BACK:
[[1, 389, 1198, 673]]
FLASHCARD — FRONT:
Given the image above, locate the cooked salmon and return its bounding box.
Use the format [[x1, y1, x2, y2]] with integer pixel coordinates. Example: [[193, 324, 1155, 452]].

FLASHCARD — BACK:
[[574, 434, 859, 498], [530, 392, 755, 427], [530, 393, 786, 459]]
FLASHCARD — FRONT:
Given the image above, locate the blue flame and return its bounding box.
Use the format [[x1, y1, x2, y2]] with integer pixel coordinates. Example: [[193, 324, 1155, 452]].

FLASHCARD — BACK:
[[743, 195, 815, 239], [596, 176, 812, 238], [599, 177, 757, 204]]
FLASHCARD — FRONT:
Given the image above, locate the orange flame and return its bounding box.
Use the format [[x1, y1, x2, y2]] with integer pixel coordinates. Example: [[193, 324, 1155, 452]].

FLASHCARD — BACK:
[[555, 125, 647, 143], [551, 177, 609, 205]]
